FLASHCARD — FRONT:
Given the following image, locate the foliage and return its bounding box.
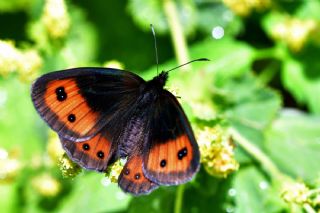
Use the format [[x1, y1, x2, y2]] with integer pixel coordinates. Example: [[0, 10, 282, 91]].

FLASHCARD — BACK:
[[0, 0, 320, 212]]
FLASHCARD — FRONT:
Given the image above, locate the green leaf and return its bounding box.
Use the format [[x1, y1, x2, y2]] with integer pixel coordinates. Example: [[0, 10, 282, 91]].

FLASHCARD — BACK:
[[128, 188, 175, 213], [0, 77, 44, 159], [0, 184, 18, 213], [233, 166, 286, 213], [197, 3, 243, 37], [282, 47, 320, 114], [57, 173, 131, 213], [128, 169, 232, 213], [265, 109, 320, 183], [0, 0, 33, 12], [127, 0, 197, 35], [295, 0, 320, 20], [182, 170, 232, 213], [213, 73, 282, 148]]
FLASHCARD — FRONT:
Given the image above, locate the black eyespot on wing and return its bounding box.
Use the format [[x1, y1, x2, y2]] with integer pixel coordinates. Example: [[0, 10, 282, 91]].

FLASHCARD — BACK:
[[160, 159, 166, 167], [68, 114, 76, 122], [97, 151, 104, 159], [55, 86, 67, 101], [124, 168, 130, 175], [134, 173, 141, 180], [82, 143, 90, 151], [177, 147, 187, 160]]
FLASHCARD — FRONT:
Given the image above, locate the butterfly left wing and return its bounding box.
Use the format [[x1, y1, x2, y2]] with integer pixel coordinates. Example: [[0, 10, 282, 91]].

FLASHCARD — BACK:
[[31, 67, 144, 142], [142, 91, 200, 185]]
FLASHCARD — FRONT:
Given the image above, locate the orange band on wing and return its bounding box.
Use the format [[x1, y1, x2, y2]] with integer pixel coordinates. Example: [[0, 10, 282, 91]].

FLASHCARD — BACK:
[[44, 79, 99, 135], [118, 155, 158, 195], [146, 134, 193, 174], [62, 132, 113, 172]]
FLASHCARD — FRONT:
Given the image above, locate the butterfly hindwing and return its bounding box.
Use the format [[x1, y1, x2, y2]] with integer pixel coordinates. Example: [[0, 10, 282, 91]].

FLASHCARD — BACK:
[[60, 131, 115, 172], [31, 67, 144, 142], [118, 154, 158, 195], [143, 91, 200, 185]]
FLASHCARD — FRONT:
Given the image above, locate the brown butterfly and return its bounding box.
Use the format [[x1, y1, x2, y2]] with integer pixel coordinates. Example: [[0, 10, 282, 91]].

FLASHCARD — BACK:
[[31, 26, 207, 195]]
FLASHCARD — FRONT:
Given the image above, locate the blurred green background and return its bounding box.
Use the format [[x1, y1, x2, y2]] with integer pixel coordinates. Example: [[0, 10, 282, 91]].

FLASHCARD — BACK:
[[0, 0, 320, 212]]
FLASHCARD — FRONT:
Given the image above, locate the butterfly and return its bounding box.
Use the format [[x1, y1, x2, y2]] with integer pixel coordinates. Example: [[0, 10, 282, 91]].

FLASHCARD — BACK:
[[31, 58, 207, 195]]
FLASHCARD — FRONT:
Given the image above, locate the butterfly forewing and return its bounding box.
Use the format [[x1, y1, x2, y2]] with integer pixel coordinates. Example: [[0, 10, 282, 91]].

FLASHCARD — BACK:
[[142, 91, 200, 185], [31, 67, 144, 142]]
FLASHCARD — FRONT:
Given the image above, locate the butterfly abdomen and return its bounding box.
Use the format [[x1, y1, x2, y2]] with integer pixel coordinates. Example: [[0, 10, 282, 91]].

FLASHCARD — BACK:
[[118, 116, 146, 157]]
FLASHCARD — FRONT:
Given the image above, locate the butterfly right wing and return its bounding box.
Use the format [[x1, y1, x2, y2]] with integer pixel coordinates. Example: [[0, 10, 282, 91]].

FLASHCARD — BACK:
[[142, 91, 200, 185]]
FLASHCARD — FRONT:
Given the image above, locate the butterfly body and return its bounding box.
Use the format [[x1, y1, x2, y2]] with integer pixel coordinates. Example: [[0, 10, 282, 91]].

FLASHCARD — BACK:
[[31, 67, 200, 195]]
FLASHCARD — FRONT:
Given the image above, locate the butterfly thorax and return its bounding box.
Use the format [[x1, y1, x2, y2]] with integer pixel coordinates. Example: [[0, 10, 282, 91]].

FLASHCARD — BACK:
[[139, 71, 168, 100], [146, 71, 168, 89], [118, 71, 169, 157]]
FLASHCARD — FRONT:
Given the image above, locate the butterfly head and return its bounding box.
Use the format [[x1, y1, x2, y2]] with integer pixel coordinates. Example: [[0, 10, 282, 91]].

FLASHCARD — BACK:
[[148, 71, 169, 90], [155, 71, 169, 86]]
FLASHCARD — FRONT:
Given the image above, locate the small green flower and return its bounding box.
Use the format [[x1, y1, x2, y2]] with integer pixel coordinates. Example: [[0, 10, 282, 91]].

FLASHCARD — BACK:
[[103, 60, 125, 70], [0, 147, 22, 183], [18, 49, 42, 82], [0, 40, 42, 81], [105, 158, 126, 183], [271, 18, 317, 52], [32, 173, 61, 197], [0, 40, 20, 76], [197, 126, 239, 178], [223, 0, 271, 16], [58, 153, 82, 178], [281, 181, 310, 205], [42, 0, 70, 39], [47, 130, 65, 164]]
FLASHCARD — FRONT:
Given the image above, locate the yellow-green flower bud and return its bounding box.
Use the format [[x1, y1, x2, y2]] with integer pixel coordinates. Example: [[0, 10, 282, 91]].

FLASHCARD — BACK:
[[18, 49, 42, 82], [271, 18, 316, 52], [0, 40, 22, 76], [103, 60, 125, 70], [0, 40, 42, 81], [281, 181, 310, 205], [223, 0, 270, 16], [32, 173, 61, 197], [58, 153, 82, 178], [0, 148, 22, 183], [47, 131, 65, 164], [42, 0, 70, 39], [105, 158, 126, 183], [197, 126, 239, 178]]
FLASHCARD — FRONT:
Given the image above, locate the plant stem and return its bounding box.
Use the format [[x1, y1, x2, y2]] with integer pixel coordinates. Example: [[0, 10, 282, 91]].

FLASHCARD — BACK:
[[163, 0, 190, 67], [303, 204, 316, 213], [307, 188, 320, 197], [257, 61, 279, 84], [229, 127, 285, 181], [174, 184, 185, 213], [162, 3, 189, 212], [254, 44, 286, 61]]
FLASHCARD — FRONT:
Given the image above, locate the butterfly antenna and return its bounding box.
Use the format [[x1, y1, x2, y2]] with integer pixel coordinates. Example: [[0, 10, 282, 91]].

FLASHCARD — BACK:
[[166, 58, 210, 73], [150, 24, 159, 75]]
